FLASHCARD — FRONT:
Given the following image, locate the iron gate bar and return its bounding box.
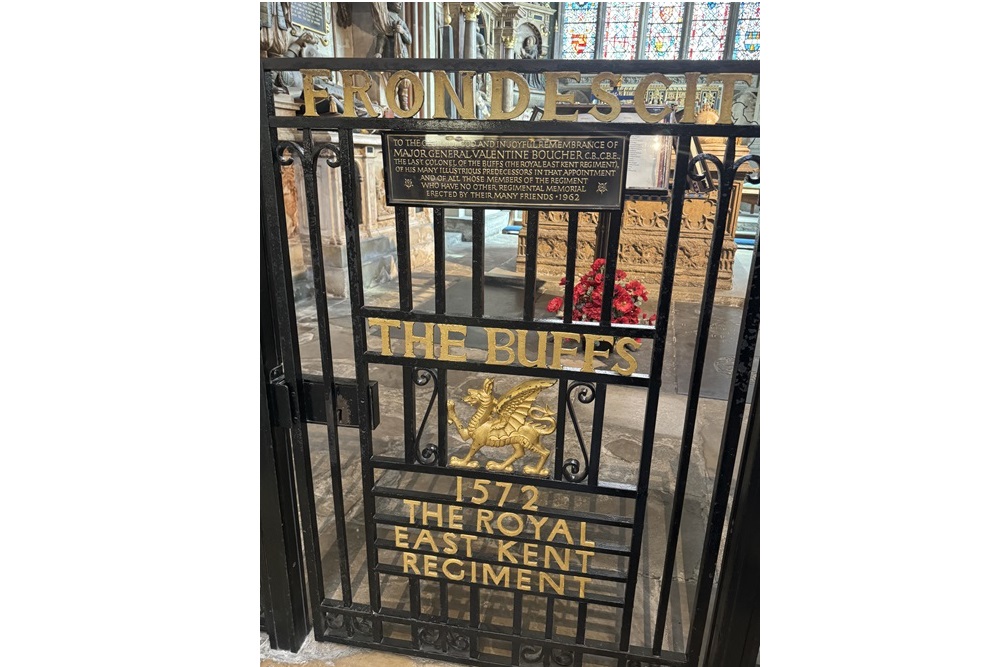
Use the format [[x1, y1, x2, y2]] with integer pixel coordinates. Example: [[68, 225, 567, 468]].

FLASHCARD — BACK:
[[261, 68, 328, 636], [703, 373, 759, 667], [652, 139, 740, 655], [371, 486, 634, 527], [361, 353, 653, 387], [523, 210, 539, 321], [616, 134, 693, 660], [373, 540, 628, 584], [340, 126, 385, 638], [686, 232, 760, 662], [372, 513, 631, 556], [371, 455, 639, 498], [294, 128, 357, 605], [273, 117, 759, 138], [359, 307, 656, 339], [472, 209, 485, 317], [554, 211, 580, 482], [327, 603, 689, 667]]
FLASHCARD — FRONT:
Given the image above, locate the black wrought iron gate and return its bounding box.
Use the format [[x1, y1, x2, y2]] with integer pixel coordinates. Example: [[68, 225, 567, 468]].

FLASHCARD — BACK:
[[262, 57, 759, 667]]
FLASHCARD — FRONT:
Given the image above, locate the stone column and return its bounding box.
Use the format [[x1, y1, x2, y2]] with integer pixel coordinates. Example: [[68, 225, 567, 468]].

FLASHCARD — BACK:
[[438, 6, 456, 118], [460, 3, 480, 59], [501, 34, 516, 114]]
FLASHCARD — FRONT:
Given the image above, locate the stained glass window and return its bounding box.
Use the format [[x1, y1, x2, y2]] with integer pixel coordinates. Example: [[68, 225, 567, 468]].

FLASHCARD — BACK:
[[644, 2, 684, 60], [560, 2, 599, 59], [601, 2, 642, 59], [687, 2, 730, 60], [732, 2, 761, 60]]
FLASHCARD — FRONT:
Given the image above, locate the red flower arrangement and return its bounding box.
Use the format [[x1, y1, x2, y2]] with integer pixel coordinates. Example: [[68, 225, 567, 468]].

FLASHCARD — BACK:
[[546, 258, 655, 325]]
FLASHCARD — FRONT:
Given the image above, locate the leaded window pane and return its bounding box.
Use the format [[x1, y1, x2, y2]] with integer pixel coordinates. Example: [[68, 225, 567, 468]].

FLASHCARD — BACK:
[[644, 2, 685, 60], [601, 2, 642, 59], [561, 2, 599, 59], [732, 2, 761, 60], [687, 1, 730, 60]]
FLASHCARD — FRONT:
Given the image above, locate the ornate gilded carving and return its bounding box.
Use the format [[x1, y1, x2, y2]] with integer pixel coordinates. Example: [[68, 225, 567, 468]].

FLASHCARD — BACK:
[[280, 165, 299, 237], [460, 3, 481, 21], [448, 378, 557, 476]]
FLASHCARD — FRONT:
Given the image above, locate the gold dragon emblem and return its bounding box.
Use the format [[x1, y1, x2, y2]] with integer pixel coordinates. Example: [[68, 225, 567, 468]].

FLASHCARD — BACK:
[[447, 378, 557, 476]]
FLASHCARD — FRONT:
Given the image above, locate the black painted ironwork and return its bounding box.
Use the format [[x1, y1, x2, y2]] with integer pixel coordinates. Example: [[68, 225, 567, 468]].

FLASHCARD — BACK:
[[261, 57, 760, 667]]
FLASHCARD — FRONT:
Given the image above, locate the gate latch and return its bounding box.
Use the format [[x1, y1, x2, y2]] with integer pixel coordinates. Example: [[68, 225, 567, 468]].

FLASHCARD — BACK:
[[267, 372, 379, 430]]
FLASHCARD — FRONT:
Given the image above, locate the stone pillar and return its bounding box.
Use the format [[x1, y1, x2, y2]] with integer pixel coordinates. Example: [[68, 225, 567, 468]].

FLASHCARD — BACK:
[[501, 34, 516, 113], [461, 3, 480, 59], [439, 5, 456, 118]]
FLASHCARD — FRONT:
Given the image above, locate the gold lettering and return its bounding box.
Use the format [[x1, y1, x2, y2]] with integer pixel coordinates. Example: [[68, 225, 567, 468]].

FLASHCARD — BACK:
[[547, 519, 573, 543], [394, 526, 409, 549], [483, 563, 510, 587], [634, 73, 673, 123], [438, 324, 468, 362], [442, 532, 459, 555], [403, 321, 435, 359], [413, 529, 439, 553], [497, 512, 524, 537], [342, 70, 379, 118], [681, 72, 701, 123], [582, 334, 614, 372], [489, 71, 530, 120], [368, 317, 400, 356], [550, 332, 581, 369], [448, 505, 463, 530], [422, 502, 443, 526], [460, 534, 477, 557], [705, 74, 755, 124], [476, 509, 494, 533], [542, 71, 581, 121], [424, 554, 439, 578], [526, 515, 548, 540], [385, 70, 424, 118], [579, 522, 596, 548], [544, 545, 569, 570], [517, 330, 548, 368], [574, 550, 594, 574], [538, 572, 565, 595], [522, 543, 538, 567], [497, 540, 518, 563], [515, 568, 531, 591], [589, 72, 622, 122], [300, 69, 331, 117], [572, 575, 590, 597], [442, 558, 465, 581], [611, 337, 640, 376], [402, 552, 419, 574], [485, 328, 516, 365], [433, 70, 477, 119], [402, 498, 420, 523]]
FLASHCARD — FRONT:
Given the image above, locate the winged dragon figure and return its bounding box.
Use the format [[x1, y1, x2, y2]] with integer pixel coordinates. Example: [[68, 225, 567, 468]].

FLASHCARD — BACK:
[[447, 378, 556, 476]]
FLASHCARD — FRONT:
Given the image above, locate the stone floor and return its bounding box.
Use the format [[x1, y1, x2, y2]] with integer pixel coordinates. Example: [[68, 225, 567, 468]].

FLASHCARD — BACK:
[[263, 228, 758, 667]]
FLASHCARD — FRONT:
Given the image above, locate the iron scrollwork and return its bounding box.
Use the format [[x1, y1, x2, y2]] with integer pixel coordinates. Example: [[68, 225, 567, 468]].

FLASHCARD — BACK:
[[323, 609, 373, 638], [417, 625, 469, 653], [563, 381, 596, 482], [413, 368, 440, 464]]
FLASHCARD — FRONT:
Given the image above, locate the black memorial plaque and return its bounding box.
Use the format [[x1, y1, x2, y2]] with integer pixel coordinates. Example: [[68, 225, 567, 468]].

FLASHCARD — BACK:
[[290, 2, 328, 35], [382, 133, 628, 210]]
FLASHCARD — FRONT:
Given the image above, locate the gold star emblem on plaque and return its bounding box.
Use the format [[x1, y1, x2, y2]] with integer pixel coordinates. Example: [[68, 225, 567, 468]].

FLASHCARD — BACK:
[[597, 182, 608, 193]]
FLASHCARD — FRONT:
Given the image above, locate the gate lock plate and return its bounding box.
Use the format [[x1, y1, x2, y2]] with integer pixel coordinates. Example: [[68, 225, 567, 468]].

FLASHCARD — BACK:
[[268, 374, 379, 430]]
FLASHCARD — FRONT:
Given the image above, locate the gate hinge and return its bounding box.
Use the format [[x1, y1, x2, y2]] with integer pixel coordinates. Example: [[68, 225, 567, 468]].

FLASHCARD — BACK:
[[267, 373, 294, 430]]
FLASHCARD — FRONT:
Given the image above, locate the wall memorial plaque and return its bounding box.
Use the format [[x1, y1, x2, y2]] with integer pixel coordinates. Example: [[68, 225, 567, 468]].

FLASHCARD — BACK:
[[382, 133, 628, 210], [290, 2, 330, 40]]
